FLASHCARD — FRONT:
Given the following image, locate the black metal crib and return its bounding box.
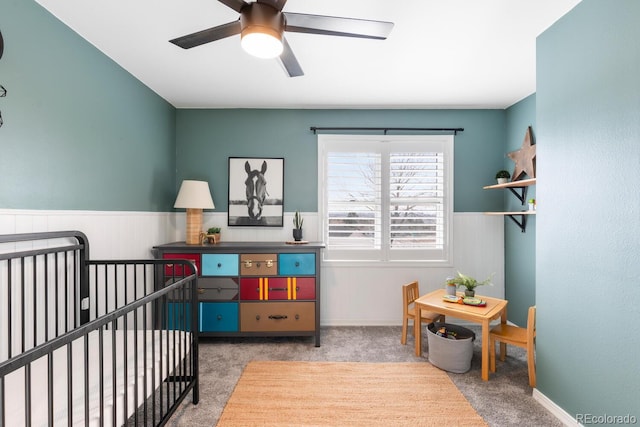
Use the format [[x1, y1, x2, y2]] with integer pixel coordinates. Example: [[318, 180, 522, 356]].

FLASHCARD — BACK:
[[0, 231, 199, 426]]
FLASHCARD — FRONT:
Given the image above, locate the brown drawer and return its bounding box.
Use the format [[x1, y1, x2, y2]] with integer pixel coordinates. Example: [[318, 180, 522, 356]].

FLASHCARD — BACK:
[[240, 302, 315, 332], [240, 253, 278, 276], [198, 277, 239, 301]]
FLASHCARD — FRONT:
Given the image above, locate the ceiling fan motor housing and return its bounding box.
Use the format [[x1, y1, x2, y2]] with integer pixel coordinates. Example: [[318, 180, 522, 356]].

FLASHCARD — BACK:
[[240, 3, 285, 42]]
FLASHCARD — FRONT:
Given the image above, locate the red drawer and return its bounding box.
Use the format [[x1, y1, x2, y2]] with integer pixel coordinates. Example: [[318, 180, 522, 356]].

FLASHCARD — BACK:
[[291, 277, 315, 300], [162, 253, 201, 276], [240, 277, 271, 300], [240, 277, 315, 301], [264, 277, 289, 300], [241, 277, 289, 300]]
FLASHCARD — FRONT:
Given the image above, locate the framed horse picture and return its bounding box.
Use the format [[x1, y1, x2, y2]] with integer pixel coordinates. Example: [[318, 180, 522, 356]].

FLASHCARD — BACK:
[[228, 157, 284, 227]]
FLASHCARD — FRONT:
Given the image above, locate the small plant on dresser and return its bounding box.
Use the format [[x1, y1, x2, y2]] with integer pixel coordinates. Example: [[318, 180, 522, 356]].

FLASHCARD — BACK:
[[293, 210, 304, 241]]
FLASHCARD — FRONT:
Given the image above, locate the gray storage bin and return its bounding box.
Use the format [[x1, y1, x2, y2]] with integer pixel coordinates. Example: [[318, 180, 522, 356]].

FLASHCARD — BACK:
[[426, 322, 476, 373]]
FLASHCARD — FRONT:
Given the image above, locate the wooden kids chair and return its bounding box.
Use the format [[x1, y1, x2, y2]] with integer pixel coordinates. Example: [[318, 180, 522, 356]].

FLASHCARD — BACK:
[[401, 281, 445, 345]]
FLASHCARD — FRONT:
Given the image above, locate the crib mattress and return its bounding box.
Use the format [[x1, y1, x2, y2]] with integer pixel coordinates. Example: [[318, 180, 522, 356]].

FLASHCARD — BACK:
[[4, 329, 191, 427]]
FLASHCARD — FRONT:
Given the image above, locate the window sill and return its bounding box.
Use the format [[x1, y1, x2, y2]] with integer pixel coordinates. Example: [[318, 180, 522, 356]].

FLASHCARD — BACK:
[[321, 259, 453, 268]]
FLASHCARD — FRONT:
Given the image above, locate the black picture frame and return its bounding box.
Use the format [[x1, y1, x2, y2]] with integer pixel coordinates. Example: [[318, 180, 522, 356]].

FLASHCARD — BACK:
[[228, 157, 284, 227]]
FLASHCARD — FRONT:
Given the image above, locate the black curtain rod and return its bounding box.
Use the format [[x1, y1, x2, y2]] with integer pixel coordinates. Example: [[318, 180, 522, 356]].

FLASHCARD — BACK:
[[309, 127, 464, 135]]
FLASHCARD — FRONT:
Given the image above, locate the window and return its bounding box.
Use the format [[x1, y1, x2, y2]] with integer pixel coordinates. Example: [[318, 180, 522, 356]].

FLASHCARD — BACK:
[[318, 134, 453, 263]]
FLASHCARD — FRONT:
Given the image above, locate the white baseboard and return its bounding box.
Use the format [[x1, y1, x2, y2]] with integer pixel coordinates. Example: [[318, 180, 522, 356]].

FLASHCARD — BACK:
[[533, 388, 580, 426]]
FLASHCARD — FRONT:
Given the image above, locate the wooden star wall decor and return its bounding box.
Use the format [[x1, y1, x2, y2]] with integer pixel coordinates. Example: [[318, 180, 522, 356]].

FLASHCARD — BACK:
[[507, 126, 536, 180]]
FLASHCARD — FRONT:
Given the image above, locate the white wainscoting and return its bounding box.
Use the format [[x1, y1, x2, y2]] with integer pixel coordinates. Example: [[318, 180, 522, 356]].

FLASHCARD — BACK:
[[0, 209, 176, 259], [1, 210, 502, 326], [319, 212, 504, 326]]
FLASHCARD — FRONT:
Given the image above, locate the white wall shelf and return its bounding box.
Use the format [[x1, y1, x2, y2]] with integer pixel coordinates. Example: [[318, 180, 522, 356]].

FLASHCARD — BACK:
[[483, 178, 536, 204]]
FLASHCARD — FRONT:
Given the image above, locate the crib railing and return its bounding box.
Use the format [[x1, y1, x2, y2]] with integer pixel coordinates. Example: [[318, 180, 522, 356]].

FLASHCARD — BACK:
[[0, 231, 89, 359], [0, 231, 199, 426]]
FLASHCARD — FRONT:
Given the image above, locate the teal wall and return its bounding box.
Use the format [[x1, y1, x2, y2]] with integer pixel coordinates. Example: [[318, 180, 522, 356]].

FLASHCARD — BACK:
[[0, 0, 176, 211], [13, 0, 638, 420], [176, 109, 506, 213], [504, 94, 536, 326], [537, 0, 639, 419]]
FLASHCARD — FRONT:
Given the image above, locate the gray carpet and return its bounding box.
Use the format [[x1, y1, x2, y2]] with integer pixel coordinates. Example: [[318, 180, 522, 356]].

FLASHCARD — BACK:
[[167, 326, 561, 427]]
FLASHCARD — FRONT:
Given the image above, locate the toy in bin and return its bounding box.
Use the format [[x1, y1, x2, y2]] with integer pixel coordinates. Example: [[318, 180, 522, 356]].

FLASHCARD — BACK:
[[435, 326, 460, 339]]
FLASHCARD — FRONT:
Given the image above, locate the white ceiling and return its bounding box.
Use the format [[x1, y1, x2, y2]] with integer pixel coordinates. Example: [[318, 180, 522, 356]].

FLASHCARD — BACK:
[[36, 0, 581, 109]]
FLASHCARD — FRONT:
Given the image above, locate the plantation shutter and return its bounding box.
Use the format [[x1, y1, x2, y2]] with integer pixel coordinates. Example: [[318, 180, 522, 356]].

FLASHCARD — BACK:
[[389, 151, 444, 249], [319, 134, 452, 263], [326, 151, 382, 250]]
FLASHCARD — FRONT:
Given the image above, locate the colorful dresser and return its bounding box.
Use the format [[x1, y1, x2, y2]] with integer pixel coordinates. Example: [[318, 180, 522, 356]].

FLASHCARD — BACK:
[[153, 241, 324, 346]]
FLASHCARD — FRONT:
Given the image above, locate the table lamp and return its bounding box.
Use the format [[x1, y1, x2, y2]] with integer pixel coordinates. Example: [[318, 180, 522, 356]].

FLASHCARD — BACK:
[[174, 180, 215, 244]]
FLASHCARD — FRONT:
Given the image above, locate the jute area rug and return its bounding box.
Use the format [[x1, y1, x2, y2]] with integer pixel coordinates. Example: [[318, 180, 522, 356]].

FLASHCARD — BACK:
[[216, 361, 487, 427]]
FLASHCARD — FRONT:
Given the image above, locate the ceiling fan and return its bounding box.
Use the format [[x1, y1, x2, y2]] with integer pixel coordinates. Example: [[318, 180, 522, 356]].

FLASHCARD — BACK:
[[169, 0, 394, 77]]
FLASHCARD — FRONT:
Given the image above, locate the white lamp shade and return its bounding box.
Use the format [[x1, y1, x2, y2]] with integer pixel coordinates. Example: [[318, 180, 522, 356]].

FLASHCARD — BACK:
[[174, 180, 215, 209]]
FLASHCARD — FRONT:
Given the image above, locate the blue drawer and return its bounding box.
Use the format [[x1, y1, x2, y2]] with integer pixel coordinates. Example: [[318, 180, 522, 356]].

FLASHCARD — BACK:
[[166, 302, 192, 331], [202, 253, 239, 276], [279, 253, 315, 276], [200, 302, 239, 332]]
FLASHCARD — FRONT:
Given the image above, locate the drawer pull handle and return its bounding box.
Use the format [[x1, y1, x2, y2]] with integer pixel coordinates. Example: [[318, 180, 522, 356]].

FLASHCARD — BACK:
[[197, 288, 205, 294], [217, 314, 222, 320], [269, 287, 288, 291], [217, 263, 222, 268], [295, 314, 300, 320], [256, 315, 260, 320], [268, 315, 288, 320], [295, 261, 300, 267], [244, 260, 273, 268]]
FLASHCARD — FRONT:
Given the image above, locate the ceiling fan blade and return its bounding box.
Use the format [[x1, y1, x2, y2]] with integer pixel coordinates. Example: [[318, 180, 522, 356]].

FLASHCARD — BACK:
[[284, 12, 394, 40], [278, 37, 303, 77], [218, 0, 249, 13], [257, 0, 287, 12], [170, 21, 241, 49]]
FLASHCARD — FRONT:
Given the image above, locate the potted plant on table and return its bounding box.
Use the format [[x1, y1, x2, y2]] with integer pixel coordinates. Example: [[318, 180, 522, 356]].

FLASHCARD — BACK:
[[205, 227, 221, 244], [495, 170, 511, 184], [451, 271, 494, 297], [292, 210, 304, 242]]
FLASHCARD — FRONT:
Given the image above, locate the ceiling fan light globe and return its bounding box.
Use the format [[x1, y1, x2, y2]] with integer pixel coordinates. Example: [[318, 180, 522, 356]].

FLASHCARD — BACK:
[[241, 30, 283, 59]]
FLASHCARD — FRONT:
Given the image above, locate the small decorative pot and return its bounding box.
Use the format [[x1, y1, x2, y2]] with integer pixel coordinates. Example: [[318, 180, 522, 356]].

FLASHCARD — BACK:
[[464, 289, 475, 297], [293, 228, 303, 242], [528, 202, 535, 211], [497, 178, 509, 184], [203, 233, 220, 244], [446, 284, 457, 296]]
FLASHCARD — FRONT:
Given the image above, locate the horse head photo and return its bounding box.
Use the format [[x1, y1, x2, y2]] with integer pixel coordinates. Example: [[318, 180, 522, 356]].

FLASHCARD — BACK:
[[244, 160, 268, 220], [228, 157, 284, 227]]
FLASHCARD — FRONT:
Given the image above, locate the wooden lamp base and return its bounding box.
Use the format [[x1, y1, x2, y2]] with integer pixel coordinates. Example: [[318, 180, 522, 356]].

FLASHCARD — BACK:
[[185, 208, 203, 245]]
